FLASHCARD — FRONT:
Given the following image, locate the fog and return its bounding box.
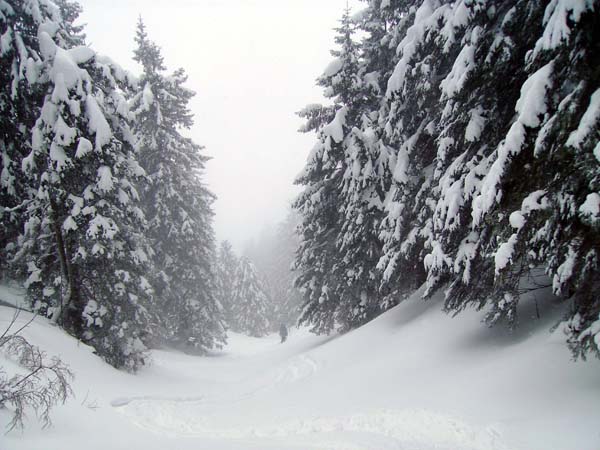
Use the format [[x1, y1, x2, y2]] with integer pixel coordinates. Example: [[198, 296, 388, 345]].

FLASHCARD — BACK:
[[76, 0, 362, 250]]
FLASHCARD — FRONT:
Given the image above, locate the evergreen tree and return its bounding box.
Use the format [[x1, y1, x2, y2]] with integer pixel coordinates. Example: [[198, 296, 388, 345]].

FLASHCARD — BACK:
[[230, 257, 270, 337], [14, 19, 153, 370], [294, 8, 367, 333], [377, 0, 469, 299], [423, 0, 546, 313], [130, 19, 225, 351], [243, 213, 304, 328], [215, 240, 240, 326], [268, 213, 304, 328], [376, 0, 600, 358], [296, 0, 599, 360], [333, 2, 402, 329], [0, 0, 81, 274], [434, 0, 600, 359]]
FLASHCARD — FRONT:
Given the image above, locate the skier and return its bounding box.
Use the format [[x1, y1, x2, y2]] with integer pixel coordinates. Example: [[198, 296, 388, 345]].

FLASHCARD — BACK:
[[279, 323, 288, 343]]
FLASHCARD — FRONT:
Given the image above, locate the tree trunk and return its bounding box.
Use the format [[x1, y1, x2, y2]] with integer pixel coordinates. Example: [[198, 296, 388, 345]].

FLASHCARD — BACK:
[[49, 198, 83, 336]]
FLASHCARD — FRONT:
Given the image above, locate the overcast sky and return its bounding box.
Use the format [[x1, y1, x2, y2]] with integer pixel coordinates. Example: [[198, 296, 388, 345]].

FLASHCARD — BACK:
[[76, 0, 363, 251]]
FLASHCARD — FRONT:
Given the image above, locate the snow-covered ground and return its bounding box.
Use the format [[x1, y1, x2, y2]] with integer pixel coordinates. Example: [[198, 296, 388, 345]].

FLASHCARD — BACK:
[[1, 285, 599, 450]]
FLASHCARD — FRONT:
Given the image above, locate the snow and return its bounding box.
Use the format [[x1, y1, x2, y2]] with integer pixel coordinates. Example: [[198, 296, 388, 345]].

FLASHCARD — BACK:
[[38, 30, 57, 61], [465, 106, 485, 142], [49, 142, 69, 171], [323, 106, 348, 143], [386, 0, 441, 96], [594, 141, 600, 162], [97, 165, 115, 192], [141, 82, 155, 110], [579, 192, 600, 222], [2, 285, 600, 450], [50, 73, 70, 105], [63, 216, 78, 232], [423, 242, 452, 273], [440, 1, 472, 49], [95, 54, 137, 87], [37, 20, 60, 39], [440, 43, 475, 99], [533, 0, 596, 58], [51, 48, 82, 90], [117, 188, 130, 205], [439, 179, 463, 231], [0, 284, 27, 309], [506, 191, 550, 231], [83, 300, 107, 327], [86, 96, 112, 150], [495, 234, 518, 274], [553, 246, 578, 295], [472, 62, 554, 225], [514, 62, 554, 128], [392, 146, 409, 183], [68, 194, 84, 215], [87, 215, 119, 240], [363, 71, 380, 93], [1, 26, 12, 56], [68, 46, 95, 65], [75, 137, 93, 158], [53, 115, 77, 146], [453, 231, 479, 283], [322, 58, 343, 78], [521, 190, 549, 212], [25, 56, 39, 84], [566, 87, 600, 149], [509, 211, 525, 230]]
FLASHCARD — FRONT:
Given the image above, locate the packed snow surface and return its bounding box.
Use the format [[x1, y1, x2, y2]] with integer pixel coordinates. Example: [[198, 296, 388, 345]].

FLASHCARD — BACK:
[[1, 285, 599, 450]]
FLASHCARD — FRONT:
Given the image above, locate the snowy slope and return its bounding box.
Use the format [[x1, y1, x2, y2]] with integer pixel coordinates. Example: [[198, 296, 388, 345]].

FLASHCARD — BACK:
[[1, 286, 599, 450]]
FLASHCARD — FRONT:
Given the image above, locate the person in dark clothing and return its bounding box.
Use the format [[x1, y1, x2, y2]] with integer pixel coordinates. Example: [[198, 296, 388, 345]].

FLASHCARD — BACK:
[[279, 323, 288, 343]]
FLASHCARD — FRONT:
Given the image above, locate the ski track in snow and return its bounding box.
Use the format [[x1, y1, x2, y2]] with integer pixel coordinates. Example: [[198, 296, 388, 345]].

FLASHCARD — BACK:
[[113, 398, 509, 450], [111, 353, 510, 450], [273, 354, 319, 384], [5, 291, 598, 450]]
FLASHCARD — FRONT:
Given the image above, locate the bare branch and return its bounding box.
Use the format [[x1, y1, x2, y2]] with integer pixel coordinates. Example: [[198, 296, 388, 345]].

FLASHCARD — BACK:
[[0, 318, 74, 432]]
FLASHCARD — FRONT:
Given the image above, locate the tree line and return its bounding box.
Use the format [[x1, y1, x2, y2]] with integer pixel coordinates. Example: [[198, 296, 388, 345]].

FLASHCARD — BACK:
[[293, 0, 599, 359], [0, 0, 228, 370]]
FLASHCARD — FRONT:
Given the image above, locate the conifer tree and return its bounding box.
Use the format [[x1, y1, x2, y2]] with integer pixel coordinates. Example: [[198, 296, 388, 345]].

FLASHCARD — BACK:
[[215, 240, 240, 326], [433, 0, 600, 359], [230, 257, 270, 337], [294, 8, 367, 333], [423, 0, 546, 314], [333, 3, 401, 328], [295, 0, 599, 360], [0, 0, 81, 274], [377, 0, 469, 298], [14, 15, 153, 370], [268, 214, 304, 328], [130, 19, 225, 351], [376, 0, 600, 358], [243, 214, 304, 328]]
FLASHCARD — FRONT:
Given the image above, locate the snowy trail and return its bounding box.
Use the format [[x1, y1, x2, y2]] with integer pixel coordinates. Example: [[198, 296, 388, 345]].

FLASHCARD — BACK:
[[114, 401, 508, 450], [3, 288, 600, 450], [110, 337, 507, 450]]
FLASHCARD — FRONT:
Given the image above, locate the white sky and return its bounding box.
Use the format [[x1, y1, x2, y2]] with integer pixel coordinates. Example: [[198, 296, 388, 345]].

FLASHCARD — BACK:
[[76, 0, 363, 251]]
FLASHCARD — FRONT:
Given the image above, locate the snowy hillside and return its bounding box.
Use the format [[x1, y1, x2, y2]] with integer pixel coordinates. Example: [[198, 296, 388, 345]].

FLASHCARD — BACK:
[[2, 286, 599, 450]]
